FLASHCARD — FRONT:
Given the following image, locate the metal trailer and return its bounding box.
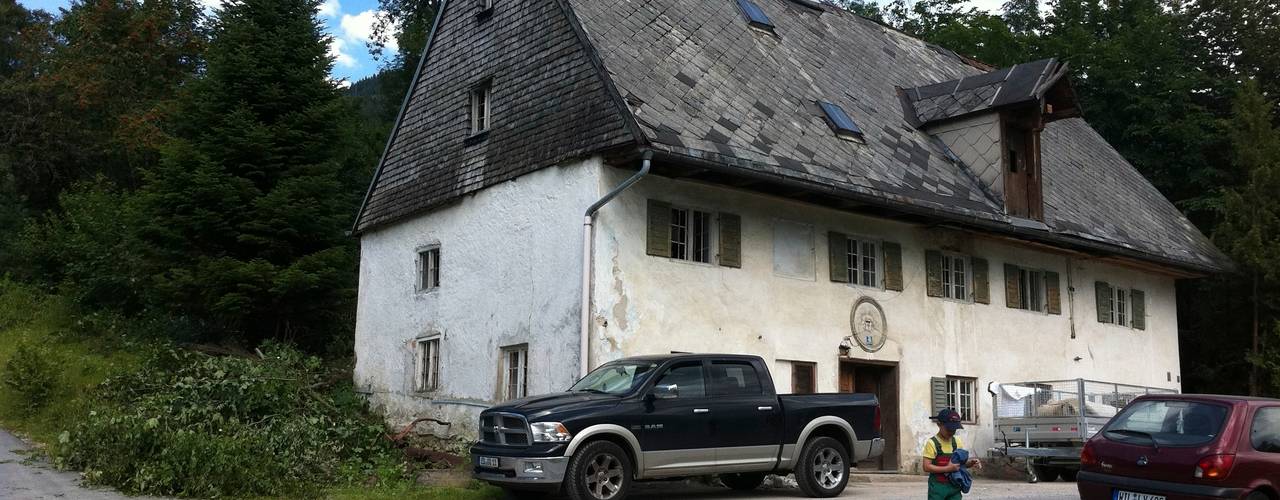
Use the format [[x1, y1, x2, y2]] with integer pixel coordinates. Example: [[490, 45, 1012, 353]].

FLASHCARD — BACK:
[[987, 379, 1177, 483]]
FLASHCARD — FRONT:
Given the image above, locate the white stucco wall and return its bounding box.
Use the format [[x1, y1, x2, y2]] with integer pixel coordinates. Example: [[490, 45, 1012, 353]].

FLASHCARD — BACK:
[[931, 113, 1004, 198], [354, 159, 605, 436], [589, 166, 1182, 472]]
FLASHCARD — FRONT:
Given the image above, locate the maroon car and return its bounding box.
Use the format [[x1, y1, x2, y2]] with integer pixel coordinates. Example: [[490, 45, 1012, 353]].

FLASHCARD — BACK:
[[1078, 394, 1280, 500]]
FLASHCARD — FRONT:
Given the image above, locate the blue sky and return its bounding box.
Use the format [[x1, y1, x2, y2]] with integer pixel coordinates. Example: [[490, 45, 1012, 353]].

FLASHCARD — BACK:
[[19, 0, 400, 84], [19, 0, 1007, 84]]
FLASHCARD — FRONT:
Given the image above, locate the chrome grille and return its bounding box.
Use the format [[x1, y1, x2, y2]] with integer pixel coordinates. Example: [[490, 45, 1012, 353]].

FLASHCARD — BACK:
[[479, 412, 530, 447]]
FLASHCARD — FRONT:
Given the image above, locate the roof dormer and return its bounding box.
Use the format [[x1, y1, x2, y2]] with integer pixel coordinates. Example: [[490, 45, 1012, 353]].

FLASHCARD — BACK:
[[901, 58, 1080, 221]]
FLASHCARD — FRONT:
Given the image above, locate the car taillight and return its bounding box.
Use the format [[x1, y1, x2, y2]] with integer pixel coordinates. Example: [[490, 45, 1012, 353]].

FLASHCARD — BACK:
[[1080, 441, 1098, 467], [873, 405, 882, 432], [1194, 454, 1235, 480]]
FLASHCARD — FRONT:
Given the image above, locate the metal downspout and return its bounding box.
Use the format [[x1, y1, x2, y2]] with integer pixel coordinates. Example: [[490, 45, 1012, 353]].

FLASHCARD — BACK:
[[580, 151, 652, 378]]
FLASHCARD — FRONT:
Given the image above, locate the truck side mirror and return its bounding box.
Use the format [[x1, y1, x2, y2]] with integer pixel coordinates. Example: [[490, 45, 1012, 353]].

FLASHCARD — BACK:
[[651, 384, 679, 400]]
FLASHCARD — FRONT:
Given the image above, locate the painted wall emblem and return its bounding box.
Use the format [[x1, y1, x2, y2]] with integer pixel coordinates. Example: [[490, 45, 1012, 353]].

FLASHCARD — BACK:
[[850, 297, 887, 353]]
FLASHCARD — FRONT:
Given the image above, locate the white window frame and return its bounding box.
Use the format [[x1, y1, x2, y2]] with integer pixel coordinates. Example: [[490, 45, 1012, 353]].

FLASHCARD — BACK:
[[940, 253, 971, 301], [482, 0, 494, 9], [501, 344, 528, 401], [1015, 266, 1047, 313], [414, 335, 441, 392], [1108, 285, 1135, 328], [415, 246, 440, 292], [470, 82, 491, 134], [669, 206, 714, 264], [945, 376, 977, 423], [845, 235, 881, 289]]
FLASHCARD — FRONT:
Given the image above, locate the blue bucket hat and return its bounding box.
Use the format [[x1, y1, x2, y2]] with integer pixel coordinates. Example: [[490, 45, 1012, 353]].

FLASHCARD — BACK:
[[931, 408, 964, 430]]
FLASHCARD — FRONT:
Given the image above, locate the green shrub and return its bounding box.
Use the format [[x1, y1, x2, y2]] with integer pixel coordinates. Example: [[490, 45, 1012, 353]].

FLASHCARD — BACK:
[[1, 342, 58, 412], [59, 342, 400, 498]]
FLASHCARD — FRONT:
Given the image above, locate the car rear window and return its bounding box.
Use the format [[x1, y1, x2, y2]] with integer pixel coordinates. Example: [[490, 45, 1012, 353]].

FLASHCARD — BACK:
[[1252, 407, 1280, 453], [1103, 399, 1229, 447]]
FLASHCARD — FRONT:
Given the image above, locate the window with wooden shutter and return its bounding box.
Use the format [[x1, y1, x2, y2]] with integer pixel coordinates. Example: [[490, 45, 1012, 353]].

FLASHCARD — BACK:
[[1131, 289, 1146, 330], [1045, 271, 1062, 315], [925, 250, 943, 297], [1006, 264, 1048, 312], [931, 377, 948, 414], [883, 242, 903, 291], [972, 258, 990, 304], [792, 362, 816, 394], [718, 213, 741, 268], [646, 200, 672, 257], [828, 231, 850, 283], [940, 253, 970, 300], [1095, 281, 1113, 324]]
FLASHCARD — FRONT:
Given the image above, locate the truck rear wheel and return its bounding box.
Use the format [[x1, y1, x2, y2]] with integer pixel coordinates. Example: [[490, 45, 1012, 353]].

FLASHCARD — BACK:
[[795, 436, 850, 498], [565, 440, 632, 500], [720, 472, 766, 491]]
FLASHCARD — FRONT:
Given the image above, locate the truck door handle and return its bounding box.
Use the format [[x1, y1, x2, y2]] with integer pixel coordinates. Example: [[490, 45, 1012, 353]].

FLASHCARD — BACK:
[[693, 408, 710, 414], [757, 406, 774, 411]]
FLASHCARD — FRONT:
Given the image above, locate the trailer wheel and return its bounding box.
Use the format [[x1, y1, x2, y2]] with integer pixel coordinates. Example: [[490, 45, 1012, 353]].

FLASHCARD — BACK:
[[795, 436, 850, 498], [564, 440, 632, 500], [720, 472, 766, 491], [1059, 467, 1078, 482], [1031, 465, 1060, 482]]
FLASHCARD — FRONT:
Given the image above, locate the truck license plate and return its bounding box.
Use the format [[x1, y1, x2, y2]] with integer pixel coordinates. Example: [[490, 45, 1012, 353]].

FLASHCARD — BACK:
[[478, 456, 499, 468], [1114, 490, 1165, 500]]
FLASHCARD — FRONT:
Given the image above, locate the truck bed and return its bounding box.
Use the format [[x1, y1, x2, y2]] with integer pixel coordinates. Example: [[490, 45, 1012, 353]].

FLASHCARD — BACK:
[[778, 393, 880, 446]]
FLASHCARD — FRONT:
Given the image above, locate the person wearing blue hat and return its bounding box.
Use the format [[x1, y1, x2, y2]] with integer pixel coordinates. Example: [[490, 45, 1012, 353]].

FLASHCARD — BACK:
[[922, 408, 982, 499]]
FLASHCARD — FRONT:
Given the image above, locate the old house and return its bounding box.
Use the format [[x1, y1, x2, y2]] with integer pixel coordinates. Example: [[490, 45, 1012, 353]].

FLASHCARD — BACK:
[[350, 0, 1230, 472]]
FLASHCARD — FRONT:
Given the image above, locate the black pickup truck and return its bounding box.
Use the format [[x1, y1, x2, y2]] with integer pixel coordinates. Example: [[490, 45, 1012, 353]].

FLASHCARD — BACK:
[[471, 353, 884, 499]]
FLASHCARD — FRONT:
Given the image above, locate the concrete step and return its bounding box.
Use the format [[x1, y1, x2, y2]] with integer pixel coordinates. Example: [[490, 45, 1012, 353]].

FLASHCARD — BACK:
[[849, 472, 926, 483]]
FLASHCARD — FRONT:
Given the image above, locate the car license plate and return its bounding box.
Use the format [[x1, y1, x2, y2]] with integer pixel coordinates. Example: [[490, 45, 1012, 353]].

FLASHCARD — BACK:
[[477, 456, 499, 468], [1114, 490, 1165, 500]]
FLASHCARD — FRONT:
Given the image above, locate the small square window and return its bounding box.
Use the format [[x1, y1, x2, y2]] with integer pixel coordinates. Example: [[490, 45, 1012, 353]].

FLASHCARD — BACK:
[[941, 253, 970, 301], [470, 81, 491, 134], [417, 247, 440, 292], [736, 0, 775, 32], [945, 377, 977, 423], [845, 237, 879, 288], [818, 100, 865, 142], [1013, 266, 1046, 312], [501, 345, 528, 401], [670, 207, 712, 263], [791, 362, 816, 394], [414, 337, 440, 392]]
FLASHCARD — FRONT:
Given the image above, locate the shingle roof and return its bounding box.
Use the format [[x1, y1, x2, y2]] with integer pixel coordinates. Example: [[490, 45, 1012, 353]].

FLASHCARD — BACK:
[[903, 58, 1070, 125], [355, 0, 1229, 273], [564, 0, 1228, 272]]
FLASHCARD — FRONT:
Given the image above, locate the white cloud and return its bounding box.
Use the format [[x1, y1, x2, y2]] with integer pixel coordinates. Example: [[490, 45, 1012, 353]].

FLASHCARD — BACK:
[[340, 9, 398, 53], [329, 38, 357, 68], [318, 0, 340, 18]]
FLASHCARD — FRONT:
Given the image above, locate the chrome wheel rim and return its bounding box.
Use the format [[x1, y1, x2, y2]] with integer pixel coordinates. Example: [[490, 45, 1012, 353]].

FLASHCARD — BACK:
[[812, 447, 844, 489], [584, 452, 624, 500]]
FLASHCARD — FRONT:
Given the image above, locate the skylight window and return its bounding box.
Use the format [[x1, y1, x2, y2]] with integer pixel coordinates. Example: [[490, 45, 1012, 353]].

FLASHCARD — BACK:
[[736, 0, 775, 32], [818, 101, 864, 142]]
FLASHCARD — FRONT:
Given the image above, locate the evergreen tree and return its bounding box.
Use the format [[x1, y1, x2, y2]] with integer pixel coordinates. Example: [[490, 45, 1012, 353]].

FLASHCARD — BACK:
[[1215, 80, 1280, 396], [135, 0, 362, 346]]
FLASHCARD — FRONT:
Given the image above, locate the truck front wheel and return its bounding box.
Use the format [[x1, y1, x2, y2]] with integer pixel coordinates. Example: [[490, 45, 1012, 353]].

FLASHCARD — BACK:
[[564, 440, 633, 500], [795, 436, 850, 498]]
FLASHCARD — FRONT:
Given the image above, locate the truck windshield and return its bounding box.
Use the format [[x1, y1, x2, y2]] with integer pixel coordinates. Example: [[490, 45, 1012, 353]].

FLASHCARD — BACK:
[[1103, 399, 1229, 447], [569, 361, 659, 395]]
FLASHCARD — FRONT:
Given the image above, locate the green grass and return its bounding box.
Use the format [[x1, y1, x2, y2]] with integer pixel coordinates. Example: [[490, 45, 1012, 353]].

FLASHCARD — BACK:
[[0, 281, 501, 499]]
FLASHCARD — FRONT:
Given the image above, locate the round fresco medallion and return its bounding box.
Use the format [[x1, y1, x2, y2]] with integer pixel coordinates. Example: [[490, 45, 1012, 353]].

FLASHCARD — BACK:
[[850, 297, 887, 353]]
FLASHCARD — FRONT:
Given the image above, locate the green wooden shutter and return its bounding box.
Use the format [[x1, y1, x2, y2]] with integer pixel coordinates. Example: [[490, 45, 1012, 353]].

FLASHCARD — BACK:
[[718, 213, 741, 268], [646, 200, 672, 258], [828, 231, 849, 283], [931, 377, 948, 414], [972, 258, 990, 304], [1095, 281, 1112, 323], [883, 242, 903, 291], [1046, 271, 1062, 315], [1004, 264, 1022, 309], [925, 250, 943, 297], [1131, 289, 1146, 330]]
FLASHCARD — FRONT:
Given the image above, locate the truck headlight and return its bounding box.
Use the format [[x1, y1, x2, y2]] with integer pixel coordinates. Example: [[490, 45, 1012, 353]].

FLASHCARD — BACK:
[[530, 422, 572, 443]]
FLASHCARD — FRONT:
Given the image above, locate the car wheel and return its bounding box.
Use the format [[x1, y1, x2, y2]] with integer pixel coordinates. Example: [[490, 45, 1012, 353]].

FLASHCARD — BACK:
[[796, 436, 850, 498], [1059, 467, 1078, 482], [721, 472, 767, 491], [1032, 465, 1060, 482], [565, 440, 633, 500]]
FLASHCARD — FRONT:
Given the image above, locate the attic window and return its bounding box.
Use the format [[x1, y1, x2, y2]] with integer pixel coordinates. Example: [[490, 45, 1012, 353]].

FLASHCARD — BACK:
[[818, 101, 864, 142], [736, 0, 775, 32], [469, 80, 491, 135]]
